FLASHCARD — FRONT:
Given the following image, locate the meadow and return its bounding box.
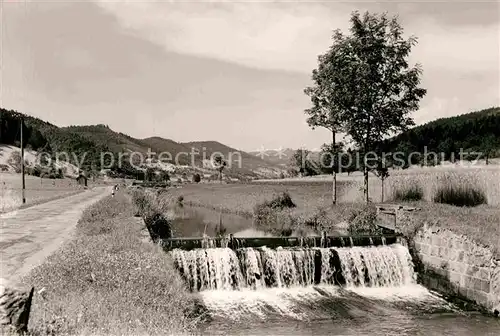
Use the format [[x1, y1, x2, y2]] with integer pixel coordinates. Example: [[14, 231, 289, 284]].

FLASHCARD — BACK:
[[0, 173, 111, 213], [166, 165, 500, 254]]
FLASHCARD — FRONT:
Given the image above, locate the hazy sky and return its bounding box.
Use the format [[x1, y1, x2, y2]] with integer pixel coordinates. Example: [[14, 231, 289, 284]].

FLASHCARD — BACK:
[[1, 0, 499, 152]]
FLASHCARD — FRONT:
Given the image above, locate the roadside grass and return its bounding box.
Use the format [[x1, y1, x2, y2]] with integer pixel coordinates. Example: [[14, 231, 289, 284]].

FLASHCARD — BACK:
[[22, 191, 202, 336]]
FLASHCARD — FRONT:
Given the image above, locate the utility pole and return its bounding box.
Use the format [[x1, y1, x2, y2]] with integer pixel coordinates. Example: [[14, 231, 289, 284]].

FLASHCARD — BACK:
[[20, 116, 26, 204]]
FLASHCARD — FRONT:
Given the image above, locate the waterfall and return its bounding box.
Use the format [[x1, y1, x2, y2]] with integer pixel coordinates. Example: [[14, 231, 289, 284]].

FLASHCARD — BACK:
[[171, 244, 416, 292]]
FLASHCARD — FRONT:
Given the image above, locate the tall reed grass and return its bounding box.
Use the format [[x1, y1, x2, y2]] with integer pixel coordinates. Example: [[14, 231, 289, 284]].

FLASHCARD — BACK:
[[342, 167, 500, 206]]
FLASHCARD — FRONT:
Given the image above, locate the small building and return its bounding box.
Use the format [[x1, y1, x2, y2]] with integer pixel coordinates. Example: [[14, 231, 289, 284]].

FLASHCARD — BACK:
[[76, 174, 88, 187]]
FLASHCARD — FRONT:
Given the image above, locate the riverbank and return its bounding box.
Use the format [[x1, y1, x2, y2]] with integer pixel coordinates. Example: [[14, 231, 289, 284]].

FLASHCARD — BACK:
[[20, 191, 201, 335], [165, 183, 500, 255]]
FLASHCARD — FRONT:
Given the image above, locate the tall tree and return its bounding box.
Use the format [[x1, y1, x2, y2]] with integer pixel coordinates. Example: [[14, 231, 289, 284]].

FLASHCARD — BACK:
[[304, 62, 343, 204], [213, 155, 227, 183], [311, 11, 426, 203]]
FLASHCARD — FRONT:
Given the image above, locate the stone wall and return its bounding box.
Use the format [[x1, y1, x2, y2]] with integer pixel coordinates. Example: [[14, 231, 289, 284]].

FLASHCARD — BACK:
[[412, 223, 500, 315]]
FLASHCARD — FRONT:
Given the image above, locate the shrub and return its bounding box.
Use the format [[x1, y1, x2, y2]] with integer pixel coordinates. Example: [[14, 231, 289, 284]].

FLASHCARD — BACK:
[[346, 204, 380, 234], [391, 182, 424, 202], [433, 184, 487, 207], [253, 192, 298, 236], [144, 213, 173, 241], [131, 189, 174, 241], [303, 207, 334, 232], [177, 195, 184, 205], [265, 191, 296, 210], [215, 220, 227, 237], [192, 173, 201, 183]]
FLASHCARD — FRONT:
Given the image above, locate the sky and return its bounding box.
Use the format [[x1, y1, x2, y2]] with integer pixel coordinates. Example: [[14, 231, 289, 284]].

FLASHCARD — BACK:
[[1, 0, 499, 152]]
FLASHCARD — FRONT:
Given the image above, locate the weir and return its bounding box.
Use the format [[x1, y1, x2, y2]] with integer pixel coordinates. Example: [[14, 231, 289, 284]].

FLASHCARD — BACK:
[[169, 241, 416, 292], [160, 233, 403, 251]]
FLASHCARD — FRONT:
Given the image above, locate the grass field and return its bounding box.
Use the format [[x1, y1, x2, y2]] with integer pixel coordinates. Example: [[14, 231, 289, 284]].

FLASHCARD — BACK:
[[22, 192, 201, 336], [0, 173, 117, 213]]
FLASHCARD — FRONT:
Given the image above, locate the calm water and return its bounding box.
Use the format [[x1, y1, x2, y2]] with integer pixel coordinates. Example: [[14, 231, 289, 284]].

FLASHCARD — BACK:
[[170, 204, 255, 237], [198, 286, 500, 335], [171, 206, 500, 336]]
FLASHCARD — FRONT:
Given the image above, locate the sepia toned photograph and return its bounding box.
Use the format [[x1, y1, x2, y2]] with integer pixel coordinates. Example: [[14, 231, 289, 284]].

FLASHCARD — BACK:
[[1, 0, 499, 335]]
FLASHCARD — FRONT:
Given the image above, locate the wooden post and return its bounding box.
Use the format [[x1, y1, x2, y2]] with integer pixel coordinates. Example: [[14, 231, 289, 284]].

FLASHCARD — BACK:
[[332, 130, 337, 205], [20, 117, 26, 204], [394, 206, 399, 230]]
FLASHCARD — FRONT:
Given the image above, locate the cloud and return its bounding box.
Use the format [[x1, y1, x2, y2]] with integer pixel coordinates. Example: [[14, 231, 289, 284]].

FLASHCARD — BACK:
[[94, 0, 499, 75], [93, 0, 344, 73]]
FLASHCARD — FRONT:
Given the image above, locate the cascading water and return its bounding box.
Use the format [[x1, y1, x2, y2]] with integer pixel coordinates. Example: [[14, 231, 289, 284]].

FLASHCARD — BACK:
[[171, 243, 417, 292], [171, 243, 468, 331]]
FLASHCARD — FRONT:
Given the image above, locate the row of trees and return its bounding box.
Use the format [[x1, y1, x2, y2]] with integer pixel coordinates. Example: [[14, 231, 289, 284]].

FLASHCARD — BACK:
[[303, 11, 427, 204]]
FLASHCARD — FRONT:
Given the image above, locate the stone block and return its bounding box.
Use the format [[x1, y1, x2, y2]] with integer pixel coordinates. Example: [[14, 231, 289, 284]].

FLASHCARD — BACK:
[[0, 278, 34, 335], [462, 275, 473, 288], [449, 271, 461, 285], [450, 261, 466, 274], [467, 265, 480, 278], [458, 285, 468, 297], [472, 277, 483, 291], [472, 290, 488, 306], [481, 280, 491, 293], [429, 245, 436, 256], [456, 250, 465, 262]]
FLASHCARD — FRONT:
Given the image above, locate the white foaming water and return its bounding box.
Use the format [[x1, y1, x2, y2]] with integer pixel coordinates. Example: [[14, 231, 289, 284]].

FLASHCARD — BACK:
[[335, 244, 417, 287], [171, 244, 417, 291], [171, 244, 446, 321]]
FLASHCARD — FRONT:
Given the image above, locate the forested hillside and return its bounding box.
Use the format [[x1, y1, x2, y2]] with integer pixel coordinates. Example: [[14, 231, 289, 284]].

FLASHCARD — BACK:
[[380, 106, 500, 163], [0, 108, 282, 178]]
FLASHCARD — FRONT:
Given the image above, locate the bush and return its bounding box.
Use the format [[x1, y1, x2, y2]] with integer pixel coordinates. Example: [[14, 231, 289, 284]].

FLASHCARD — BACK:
[[253, 192, 297, 236], [192, 173, 201, 183], [303, 207, 333, 232], [131, 189, 175, 241], [144, 213, 173, 241], [265, 191, 296, 210], [346, 204, 380, 235], [177, 195, 184, 205], [433, 184, 487, 207], [391, 182, 424, 202]]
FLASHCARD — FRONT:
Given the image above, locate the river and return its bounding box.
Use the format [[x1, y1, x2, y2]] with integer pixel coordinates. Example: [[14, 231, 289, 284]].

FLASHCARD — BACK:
[[170, 205, 500, 335]]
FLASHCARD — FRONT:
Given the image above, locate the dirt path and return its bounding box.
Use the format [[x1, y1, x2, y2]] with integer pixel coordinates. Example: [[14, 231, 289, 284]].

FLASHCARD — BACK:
[[0, 187, 110, 284]]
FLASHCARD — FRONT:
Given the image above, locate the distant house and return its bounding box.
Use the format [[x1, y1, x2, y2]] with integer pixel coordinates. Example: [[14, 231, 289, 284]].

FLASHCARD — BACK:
[[76, 174, 88, 187]]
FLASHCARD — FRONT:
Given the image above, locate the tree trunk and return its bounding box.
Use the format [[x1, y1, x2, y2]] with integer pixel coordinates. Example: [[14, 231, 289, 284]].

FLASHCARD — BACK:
[[364, 165, 369, 203], [363, 149, 369, 203], [332, 131, 337, 205], [381, 178, 384, 203]]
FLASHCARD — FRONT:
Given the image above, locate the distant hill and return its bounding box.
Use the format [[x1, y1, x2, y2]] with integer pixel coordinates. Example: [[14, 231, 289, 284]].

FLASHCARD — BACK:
[[0, 108, 283, 178], [252, 107, 500, 172], [142, 137, 197, 166], [380, 106, 500, 162], [247, 148, 297, 167], [182, 141, 283, 176]]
